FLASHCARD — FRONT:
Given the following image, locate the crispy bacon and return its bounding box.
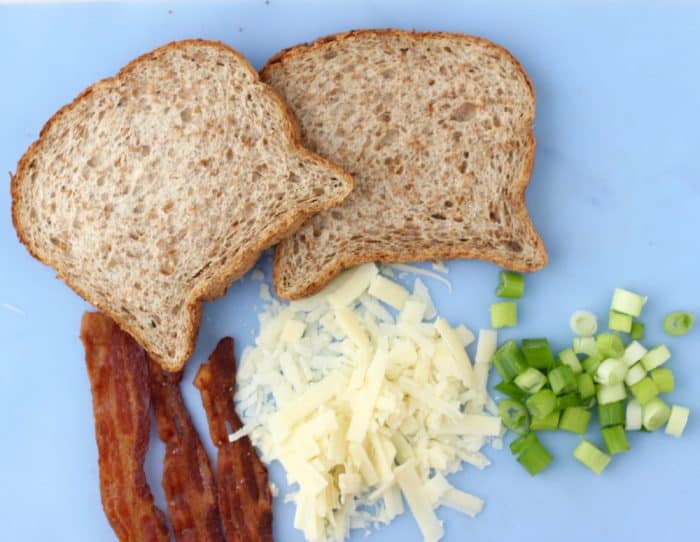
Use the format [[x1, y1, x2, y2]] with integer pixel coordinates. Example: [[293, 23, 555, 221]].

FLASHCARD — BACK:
[[148, 360, 226, 542], [194, 338, 273, 542], [80, 312, 170, 542]]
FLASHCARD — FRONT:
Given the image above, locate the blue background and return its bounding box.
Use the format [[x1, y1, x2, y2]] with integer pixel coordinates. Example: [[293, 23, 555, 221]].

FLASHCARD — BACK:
[[1, 1, 699, 540]]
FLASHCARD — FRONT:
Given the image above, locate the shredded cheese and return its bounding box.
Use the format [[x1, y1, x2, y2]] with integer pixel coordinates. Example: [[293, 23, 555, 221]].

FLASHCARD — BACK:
[[235, 264, 498, 541]]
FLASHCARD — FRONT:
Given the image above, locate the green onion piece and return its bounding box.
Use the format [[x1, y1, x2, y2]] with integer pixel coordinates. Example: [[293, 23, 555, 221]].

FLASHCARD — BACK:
[[640, 344, 671, 371], [598, 400, 626, 428], [622, 340, 647, 367], [494, 381, 527, 401], [577, 373, 596, 400], [573, 336, 598, 356], [525, 389, 558, 419], [662, 311, 695, 336], [492, 340, 528, 382], [490, 302, 518, 328], [608, 310, 633, 333], [521, 338, 555, 370], [629, 377, 659, 405], [594, 359, 627, 386], [611, 288, 647, 317], [570, 310, 598, 336], [560, 407, 592, 435], [630, 321, 645, 340], [495, 271, 525, 299], [601, 425, 630, 455], [597, 383, 626, 405], [510, 431, 537, 454], [514, 367, 547, 393], [557, 392, 582, 410], [548, 365, 577, 395], [573, 440, 612, 474], [596, 333, 625, 359], [558, 348, 583, 374], [650, 367, 675, 393], [625, 399, 643, 431], [498, 399, 530, 434], [581, 354, 602, 375], [530, 410, 560, 431], [517, 438, 553, 476], [642, 398, 671, 431], [624, 363, 647, 387], [665, 405, 690, 438]]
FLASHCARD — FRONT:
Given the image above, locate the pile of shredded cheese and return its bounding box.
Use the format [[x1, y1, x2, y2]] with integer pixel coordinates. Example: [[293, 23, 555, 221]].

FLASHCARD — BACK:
[[233, 263, 502, 542]]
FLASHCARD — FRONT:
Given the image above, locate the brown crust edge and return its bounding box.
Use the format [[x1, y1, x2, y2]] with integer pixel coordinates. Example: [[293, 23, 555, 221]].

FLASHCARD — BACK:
[[11, 38, 354, 370], [262, 28, 547, 300]]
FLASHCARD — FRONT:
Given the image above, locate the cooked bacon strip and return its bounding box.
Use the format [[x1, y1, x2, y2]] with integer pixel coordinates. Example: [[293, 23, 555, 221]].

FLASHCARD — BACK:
[[194, 338, 273, 542], [148, 359, 225, 542], [80, 312, 170, 542]]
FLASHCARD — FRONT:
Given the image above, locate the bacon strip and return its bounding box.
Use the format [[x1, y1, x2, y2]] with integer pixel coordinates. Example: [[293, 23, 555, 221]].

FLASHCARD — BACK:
[[194, 338, 273, 542], [80, 312, 170, 542], [148, 359, 226, 542]]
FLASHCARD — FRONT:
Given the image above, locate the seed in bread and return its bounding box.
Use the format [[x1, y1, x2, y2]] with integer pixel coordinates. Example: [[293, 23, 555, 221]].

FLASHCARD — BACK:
[[261, 29, 547, 300]]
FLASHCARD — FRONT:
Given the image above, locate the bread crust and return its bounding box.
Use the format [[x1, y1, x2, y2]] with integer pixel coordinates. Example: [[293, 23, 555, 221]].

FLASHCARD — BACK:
[[262, 29, 547, 300], [11, 39, 353, 370]]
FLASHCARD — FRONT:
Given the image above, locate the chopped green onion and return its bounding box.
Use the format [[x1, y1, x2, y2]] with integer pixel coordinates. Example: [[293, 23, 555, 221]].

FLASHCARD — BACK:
[[581, 354, 602, 375], [560, 407, 592, 434], [530, 410, 560, 431], [509, 431, 537, 454], [625, 399, 643, 431], [624, 363, 646, 387], [570, 310, 598, 336], [608, 311, 633, 333], [596, 333, 625, 359], [495, 271, 525, 299], [498, 399, 530, 434], [630, 321, 645, 340], [494, 381, 527, 401], [642, 398, 671, 431], [597, 383, 626, 405], [521, 338, 555, 370], [629, 377, 659, 405], [662, 311, 695, 336], [577, 373, 596, 400], [601, 425, 630, 455], [573, 336, 598, 356], [525, 389, 558, 419], [514, 367, 547, 393], [558, 348, 583, 374], [622, 340, 647, 367], [598, 400, 626, 428], [490, 302, 517, 328], [573, 440, 611, 474], [517, 438, 553, 476], [640, 345, 671, 371], [557, 392, 582, 409], [649, 367, 675, 393], [548, 365, 577, 395], [492, 340, 528, 382], [665, 405, 690, 438], [594, 359, 627, 386], [611, 288, 647, 317]]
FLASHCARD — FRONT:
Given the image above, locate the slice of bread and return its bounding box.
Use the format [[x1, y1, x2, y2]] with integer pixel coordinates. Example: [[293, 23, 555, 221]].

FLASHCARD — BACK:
[[261, 29, 547, 299], [12, 39, 353, 371]]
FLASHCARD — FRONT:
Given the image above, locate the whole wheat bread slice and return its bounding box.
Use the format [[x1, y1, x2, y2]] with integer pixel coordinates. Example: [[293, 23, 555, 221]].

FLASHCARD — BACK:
[[12, 39, 353, 371], [261, 29, 547, 299]]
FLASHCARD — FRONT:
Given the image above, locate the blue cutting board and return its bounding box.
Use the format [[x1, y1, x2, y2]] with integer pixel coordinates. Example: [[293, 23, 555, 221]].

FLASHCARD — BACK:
[[1, 1, 698, 541]]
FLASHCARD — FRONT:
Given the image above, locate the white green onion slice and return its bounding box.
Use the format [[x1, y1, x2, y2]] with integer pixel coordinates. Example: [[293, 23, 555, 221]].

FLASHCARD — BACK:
[[611, 288, 647, 317], [665, 405, 690, 438], [640, 344, 671, 371], [597, 383, 626, 405], [625, 399, 643, 431], [570, 310, 597, 336], [622, 341, 647, 367], [643, 398, 671, 431], [624, 363, 647, 387], [595, 359, 627, 386]]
